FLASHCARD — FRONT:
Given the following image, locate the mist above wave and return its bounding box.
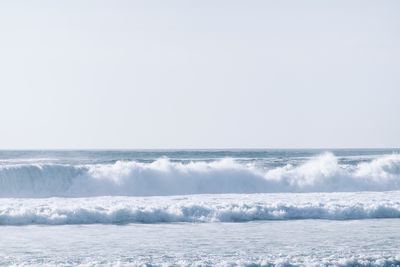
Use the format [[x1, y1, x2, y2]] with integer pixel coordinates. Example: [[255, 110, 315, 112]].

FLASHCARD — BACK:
[[0, 153, 399, 197]]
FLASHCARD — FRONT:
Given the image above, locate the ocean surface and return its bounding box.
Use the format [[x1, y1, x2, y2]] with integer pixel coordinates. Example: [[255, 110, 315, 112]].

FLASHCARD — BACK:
[[1, 149, 400, 266]]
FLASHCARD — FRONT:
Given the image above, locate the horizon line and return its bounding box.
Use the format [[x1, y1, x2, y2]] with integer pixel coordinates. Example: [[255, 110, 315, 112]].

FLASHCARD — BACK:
[[0, 147, 399, 151]]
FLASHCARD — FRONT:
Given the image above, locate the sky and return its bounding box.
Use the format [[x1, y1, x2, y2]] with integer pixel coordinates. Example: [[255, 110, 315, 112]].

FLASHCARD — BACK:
[[0, 0, 399, 149]]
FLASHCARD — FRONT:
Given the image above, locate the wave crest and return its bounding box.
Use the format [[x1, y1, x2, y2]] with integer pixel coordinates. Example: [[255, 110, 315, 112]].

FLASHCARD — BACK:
[[0, 153, 399, 197]]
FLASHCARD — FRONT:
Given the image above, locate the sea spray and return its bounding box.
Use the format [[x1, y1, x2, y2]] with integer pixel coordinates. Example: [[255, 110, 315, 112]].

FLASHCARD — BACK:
[[0, 153, 400, 197]]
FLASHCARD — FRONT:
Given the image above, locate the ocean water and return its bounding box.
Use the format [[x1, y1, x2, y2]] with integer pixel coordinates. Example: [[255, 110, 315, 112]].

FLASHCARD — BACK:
[[1, 149, 400, 266]]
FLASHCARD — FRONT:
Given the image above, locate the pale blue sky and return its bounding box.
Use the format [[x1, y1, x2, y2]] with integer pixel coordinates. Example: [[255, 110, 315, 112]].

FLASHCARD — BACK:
[[0, 0, 399, 149]]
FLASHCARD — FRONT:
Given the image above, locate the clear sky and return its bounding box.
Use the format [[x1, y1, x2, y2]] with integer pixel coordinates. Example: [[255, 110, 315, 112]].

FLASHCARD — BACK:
[[0, 0, 399, 149]]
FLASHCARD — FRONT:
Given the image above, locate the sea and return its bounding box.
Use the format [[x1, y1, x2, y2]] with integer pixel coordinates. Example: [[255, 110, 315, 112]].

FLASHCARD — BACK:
[[0, 149, 400, 266]]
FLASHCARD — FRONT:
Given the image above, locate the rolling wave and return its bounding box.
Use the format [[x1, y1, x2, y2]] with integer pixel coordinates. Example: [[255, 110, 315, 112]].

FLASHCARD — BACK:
[[1, 192, 400, 225], [0, 153, 399, 197]]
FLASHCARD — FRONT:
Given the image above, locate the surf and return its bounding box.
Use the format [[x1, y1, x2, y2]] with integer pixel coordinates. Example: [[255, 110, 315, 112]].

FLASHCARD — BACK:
[[1, 191, 400, 225], [0, 153, 399, 197]]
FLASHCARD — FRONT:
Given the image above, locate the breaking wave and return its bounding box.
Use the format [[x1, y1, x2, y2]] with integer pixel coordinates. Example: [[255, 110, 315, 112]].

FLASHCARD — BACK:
[[0, 153, 399, 197], [1, 192, 400, 225]]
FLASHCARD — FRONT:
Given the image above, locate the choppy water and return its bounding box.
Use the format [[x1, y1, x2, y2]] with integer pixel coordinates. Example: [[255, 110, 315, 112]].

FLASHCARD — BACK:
[[1, 149, 399, 266]]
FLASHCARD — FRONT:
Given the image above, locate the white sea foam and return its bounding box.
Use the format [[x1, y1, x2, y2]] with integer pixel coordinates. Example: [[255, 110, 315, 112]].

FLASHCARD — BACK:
[[1, 191, 400, 225], [0, 153, 399, 197], [4, 256, 400, 267]]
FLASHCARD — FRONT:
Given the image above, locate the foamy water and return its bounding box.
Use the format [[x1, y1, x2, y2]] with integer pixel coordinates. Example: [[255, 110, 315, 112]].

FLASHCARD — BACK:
[[1, 149, 399, 266], [1, 151, 400, 197], [1, 192, 400, 225], [2, 220, 399, 266]]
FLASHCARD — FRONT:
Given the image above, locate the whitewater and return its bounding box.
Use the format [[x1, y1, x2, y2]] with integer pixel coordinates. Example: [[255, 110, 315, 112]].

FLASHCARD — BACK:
[[1, 151, 400, 197], [1, 192, 400, 225], [1, 149, 399, 266]]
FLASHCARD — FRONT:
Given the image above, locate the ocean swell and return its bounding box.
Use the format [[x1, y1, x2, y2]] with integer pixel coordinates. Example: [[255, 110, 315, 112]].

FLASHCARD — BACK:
[[0, 153, 399, 197]]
